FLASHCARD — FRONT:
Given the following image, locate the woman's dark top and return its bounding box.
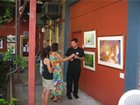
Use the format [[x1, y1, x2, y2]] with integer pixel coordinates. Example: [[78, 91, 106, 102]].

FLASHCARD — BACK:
[[42, 59, 53, 80]]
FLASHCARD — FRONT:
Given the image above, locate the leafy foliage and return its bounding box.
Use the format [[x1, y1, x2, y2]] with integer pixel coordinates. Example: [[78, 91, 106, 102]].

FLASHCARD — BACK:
[[0, 97, 19, 105], [3, 48, 13, 62], [3, 47, 28, 70], [13, 56, 28, 70], [0, 98, 8, 105], [0, 8, 13, 25], [0, 47, 28, 90]]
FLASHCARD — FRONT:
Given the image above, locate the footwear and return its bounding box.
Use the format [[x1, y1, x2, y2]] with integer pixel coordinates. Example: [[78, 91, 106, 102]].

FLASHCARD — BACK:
[[73, 94, 79, 99], [66, 94, 72, 100], [53, 99, 63, 103], [52, 96, 57, 102], [50, 96, 54, 100], [52, 98, 63, 103], [53, 99, 57, 102]]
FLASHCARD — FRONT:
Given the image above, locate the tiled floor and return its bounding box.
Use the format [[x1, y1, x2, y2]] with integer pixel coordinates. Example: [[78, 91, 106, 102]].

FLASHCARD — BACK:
[[14, 68, 103, 105]]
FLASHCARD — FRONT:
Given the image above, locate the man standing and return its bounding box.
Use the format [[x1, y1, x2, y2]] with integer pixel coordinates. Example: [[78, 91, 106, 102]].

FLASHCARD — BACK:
[[65, 38, 84, 99]]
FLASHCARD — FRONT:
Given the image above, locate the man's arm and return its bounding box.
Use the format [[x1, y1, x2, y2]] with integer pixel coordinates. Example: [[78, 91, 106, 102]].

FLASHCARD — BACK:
[[55, 53, 75, 63]]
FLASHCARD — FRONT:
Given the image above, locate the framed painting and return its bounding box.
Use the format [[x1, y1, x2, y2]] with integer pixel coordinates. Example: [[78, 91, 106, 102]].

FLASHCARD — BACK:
[[83, 51, 95, 71], [98, 36, 123, 69], [84, 30, 96, 48], [0, 38, 3, 49]]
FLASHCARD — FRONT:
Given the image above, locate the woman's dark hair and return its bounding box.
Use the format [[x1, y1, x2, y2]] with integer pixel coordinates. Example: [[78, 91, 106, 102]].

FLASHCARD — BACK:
[[41, 46, 51, 60], [52, 43, 58, 51]]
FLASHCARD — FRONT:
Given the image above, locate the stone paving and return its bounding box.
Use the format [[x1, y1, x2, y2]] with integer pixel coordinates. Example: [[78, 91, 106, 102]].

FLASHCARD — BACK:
[[13, 68, 103, 105]]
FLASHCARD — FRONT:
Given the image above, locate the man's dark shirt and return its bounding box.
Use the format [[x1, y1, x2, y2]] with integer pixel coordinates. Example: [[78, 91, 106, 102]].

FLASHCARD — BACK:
[[66, 47, 84, 69]]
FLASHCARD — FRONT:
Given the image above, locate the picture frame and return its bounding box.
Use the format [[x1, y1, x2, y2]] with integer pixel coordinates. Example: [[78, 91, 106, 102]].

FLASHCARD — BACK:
[[98, 36, 123, 69], [83, 51, 95, 71], [7, 43, 16, 54], [84, 30, 96, 48], [7, 35, 16, 43], [0, 38, 3, 49]]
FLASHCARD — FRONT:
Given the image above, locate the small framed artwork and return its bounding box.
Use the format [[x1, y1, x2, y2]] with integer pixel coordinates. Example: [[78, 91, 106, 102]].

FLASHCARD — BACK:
[[98, 36, 123, 69], [84, 30, 96, 48], [0, 38, 3, 49], [7, 35, 16, 43], [83, 51, 95, 71], [7, 43, 16, 54]]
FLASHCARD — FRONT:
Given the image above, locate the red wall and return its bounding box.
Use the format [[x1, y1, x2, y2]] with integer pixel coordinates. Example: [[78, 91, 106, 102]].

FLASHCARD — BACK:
[[0, 19, 29, 52], [70, 0, 127, 105], [0, 19, 43, 54]]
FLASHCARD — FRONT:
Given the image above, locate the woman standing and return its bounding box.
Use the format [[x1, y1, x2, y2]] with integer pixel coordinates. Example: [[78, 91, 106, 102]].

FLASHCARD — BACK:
[[50, 43, 75, 102], [41, 46, 54, 105]]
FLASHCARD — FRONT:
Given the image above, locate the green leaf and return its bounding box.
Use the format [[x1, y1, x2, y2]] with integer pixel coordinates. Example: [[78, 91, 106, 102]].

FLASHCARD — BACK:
[[3, 48, 13, 61], [0, 98, 8, 105]]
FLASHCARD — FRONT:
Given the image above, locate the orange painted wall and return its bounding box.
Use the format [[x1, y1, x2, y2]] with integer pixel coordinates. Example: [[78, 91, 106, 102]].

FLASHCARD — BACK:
[[70, 0, 127, 105]]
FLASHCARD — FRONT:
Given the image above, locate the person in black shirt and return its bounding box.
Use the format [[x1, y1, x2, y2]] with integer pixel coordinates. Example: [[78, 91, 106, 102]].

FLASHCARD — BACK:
[[41, 46, 54, 105], [65, 38, 84, 99]]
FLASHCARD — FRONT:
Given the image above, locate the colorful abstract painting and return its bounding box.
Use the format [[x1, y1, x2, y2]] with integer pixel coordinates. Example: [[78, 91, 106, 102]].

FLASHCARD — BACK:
[[98, 36, 123, 69]]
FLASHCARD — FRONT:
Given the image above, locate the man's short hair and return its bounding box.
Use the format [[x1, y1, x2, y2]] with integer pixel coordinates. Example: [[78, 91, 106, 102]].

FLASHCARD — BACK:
[[71, 38, 78, 43]]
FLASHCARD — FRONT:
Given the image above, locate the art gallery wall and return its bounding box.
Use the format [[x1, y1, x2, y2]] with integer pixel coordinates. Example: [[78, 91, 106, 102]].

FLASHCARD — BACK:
[[69, 0, 127, 105]]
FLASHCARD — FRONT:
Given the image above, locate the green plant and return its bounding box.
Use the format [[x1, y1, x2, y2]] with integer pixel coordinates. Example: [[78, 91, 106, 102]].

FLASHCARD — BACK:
[[0, 97, 19, 105], [3, 47, 28, 70], [0, 8, 13, 25], [0, 98, 8, 105], [13, 56, 28, 70], [9, 97, 19, 105], [3, 48, 13, 62]]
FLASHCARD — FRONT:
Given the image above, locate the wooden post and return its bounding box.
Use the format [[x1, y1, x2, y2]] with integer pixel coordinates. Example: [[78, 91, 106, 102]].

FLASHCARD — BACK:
[[28, 0, 36, 105]]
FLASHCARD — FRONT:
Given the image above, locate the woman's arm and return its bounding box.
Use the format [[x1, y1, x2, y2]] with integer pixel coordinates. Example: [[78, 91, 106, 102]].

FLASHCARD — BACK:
[[44, 58, 53, 73], [55, 53, 75, 63], [74, 55, 84, 60]]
